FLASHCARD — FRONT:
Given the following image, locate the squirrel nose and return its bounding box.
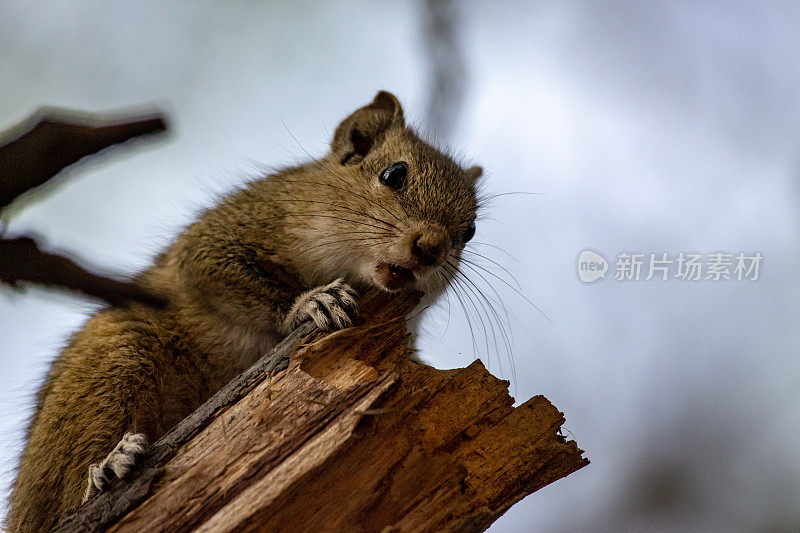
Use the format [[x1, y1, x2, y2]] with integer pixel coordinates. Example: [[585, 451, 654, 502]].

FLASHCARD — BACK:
[[412, 229, 448, 267]]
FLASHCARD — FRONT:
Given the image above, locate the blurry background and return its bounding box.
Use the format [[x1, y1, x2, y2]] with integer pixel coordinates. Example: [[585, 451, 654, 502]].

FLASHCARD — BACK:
[[2, 1, 799, 531]]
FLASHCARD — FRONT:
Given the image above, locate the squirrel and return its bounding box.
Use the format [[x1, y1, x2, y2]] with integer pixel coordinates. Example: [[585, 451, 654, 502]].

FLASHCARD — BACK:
[[6, 91, 482, 532]]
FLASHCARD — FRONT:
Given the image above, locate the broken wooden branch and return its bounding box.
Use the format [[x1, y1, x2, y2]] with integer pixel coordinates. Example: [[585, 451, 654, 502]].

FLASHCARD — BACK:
[[55, 291, 588, 532]]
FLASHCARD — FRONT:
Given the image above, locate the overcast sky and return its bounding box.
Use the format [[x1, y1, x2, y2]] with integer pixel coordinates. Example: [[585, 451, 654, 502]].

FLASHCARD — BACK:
[[2, 2, 800, 531]]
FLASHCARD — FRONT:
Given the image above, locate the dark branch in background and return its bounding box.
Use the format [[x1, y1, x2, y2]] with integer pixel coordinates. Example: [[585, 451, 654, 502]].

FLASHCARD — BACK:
[[0, 108, 169, 307], [423, 0, 468, 139], [0, 109, 167, 209], [0, 237, 167, 308]]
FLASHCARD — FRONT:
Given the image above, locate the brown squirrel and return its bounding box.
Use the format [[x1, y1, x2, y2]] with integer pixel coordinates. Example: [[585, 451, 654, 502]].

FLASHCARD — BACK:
[[6, 91, 482, 532]]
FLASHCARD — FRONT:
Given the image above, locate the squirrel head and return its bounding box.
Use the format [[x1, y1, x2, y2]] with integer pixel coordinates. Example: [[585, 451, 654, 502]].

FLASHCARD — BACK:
[[285, 91, 483, 296]]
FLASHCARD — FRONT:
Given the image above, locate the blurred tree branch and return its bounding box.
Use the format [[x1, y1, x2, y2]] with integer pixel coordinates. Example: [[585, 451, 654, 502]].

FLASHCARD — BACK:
[[423, 0, 468, 139], [0, 108, 169, 307]]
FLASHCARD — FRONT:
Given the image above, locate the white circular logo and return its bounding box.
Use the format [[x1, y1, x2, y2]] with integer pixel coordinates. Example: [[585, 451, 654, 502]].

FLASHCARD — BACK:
[[578, 250, 608, 283]]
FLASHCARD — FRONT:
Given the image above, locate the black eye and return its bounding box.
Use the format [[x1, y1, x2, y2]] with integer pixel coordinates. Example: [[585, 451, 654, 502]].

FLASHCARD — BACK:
[[463, 220, 476, 243], [379, 162, 407, 189]]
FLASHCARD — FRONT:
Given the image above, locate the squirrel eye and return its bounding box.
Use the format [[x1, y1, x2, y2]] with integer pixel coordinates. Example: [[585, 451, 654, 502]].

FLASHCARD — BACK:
[[379, 162, 408, 189], [463, 220, 476, 243]]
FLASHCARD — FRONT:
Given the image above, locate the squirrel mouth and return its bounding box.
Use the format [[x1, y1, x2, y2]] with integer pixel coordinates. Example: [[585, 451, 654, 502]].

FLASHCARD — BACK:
[[376, 262, 416, 291]]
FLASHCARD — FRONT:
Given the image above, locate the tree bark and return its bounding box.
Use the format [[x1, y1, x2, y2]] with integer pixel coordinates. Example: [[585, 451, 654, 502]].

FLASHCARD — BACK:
[[55, 292, 588, 532]]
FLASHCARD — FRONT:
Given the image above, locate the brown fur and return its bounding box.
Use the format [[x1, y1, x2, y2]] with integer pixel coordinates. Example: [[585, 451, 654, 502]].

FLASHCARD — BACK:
[[6, 91, 481, 532]]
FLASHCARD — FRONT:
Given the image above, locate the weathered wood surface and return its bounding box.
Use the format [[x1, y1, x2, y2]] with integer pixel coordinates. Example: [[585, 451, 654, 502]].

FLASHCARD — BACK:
[[56, 292, 588, 532]]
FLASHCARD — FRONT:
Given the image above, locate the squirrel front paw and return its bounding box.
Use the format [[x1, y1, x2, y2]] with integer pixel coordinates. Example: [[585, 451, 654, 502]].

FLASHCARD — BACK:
[[285, 278, 359, 332], [82, 432, 148, 503]]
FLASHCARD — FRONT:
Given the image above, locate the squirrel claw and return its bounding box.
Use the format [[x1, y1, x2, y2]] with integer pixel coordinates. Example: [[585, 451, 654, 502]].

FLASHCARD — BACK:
[[82, 432, 148, 502], [286, 278, 359, 332]]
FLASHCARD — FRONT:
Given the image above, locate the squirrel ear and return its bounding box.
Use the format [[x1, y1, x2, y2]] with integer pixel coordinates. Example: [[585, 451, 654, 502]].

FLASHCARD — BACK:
[[331, 91, 405, 164], [464, 165, 483, 185]]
